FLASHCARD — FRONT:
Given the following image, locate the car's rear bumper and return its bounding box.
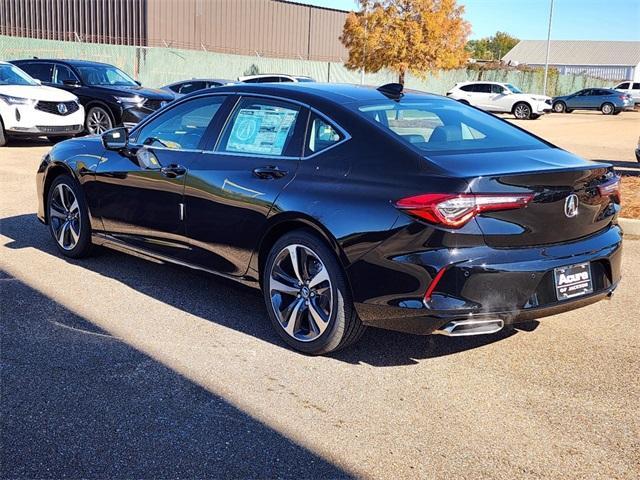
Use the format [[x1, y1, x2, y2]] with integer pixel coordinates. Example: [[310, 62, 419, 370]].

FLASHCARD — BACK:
[[351, 224, 623, 335]]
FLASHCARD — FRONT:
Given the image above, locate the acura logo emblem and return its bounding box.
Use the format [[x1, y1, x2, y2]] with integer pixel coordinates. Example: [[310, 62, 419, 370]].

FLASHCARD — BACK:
[[564, 194, 579, 218], [57, 103, 68, 114]]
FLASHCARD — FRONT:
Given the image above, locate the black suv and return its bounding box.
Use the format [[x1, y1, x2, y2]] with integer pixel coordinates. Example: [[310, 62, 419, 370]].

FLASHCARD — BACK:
[[11, 59, 174, 134]]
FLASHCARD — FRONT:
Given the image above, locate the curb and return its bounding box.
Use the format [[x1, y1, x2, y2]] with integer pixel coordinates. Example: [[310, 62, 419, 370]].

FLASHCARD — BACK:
[[619, 217, 640, 236]]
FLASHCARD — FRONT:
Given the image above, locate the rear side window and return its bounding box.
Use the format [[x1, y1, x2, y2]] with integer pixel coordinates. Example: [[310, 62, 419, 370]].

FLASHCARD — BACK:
[[460, 84, 475, 92], [633, 83, 640, 89], [133, 95, 226, 150], [475, 84, 492, 93], [19, 62, 53, 82], [357, 99, 548, 154], [218, 98, 301, 156], [305, 114, 343, 156]]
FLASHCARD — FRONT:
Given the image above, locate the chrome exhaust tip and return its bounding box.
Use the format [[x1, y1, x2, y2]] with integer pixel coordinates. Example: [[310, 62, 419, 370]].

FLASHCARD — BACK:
[[434, 319, 504, 337]]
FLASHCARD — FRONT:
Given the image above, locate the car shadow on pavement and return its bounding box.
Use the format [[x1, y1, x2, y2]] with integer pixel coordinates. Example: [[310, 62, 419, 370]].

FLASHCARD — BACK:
[[0, 270, 352, 479], [1, 213, 537, 367]]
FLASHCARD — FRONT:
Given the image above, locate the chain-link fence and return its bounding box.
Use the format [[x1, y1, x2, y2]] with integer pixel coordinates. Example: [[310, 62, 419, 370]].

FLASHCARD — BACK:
[[0, 35, 611, 96]]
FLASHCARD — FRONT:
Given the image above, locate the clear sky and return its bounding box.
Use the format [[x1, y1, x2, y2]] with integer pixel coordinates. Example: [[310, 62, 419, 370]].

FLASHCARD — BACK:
[[296, 0, 640, 41]]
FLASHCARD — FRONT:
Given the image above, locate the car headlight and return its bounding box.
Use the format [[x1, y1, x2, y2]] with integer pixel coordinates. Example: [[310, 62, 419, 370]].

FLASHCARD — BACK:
[[0, 93, 37, 106], [115, 95, 146, 108]]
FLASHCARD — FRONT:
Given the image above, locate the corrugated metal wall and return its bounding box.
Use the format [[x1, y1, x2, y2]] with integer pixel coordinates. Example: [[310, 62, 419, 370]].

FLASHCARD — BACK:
[[145, 0, 348, 61], [0, 0, 348, 61], [0, 0, 147, 45]]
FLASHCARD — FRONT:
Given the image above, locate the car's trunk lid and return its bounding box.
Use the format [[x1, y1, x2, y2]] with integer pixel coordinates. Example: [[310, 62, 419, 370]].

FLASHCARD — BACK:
[[424, 148, 618, 247]]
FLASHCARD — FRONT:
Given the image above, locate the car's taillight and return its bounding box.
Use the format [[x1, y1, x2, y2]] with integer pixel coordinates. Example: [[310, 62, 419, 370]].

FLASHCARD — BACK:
[[598, 176, 621, 199], [395, 193, 534, 228]]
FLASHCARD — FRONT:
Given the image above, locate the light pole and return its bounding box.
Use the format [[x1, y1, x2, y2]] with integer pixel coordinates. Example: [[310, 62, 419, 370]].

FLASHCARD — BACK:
[[542, 0, 555, 96]]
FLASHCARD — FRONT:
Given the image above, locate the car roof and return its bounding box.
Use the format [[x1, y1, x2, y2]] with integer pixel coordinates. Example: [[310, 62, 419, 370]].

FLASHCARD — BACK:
[[166, 78, 232, 86], [11, 58, 115, 68], [192, 82, 443, 105]]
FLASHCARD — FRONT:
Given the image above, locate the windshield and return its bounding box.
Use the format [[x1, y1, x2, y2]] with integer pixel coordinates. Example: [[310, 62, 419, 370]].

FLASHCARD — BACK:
[[505, 84, 523, 94], [356, 98, 549, 155], [0, 64, 39, 86], [76, 65, 137, 86]]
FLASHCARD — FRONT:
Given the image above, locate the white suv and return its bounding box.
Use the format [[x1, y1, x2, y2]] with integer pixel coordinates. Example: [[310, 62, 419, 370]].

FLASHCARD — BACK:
[[0, 61, 84, 146], [446, 81, 552, 120], [614, 81, 640, 105]]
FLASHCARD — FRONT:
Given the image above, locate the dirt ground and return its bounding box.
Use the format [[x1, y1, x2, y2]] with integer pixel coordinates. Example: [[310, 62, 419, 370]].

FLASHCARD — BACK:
[[509, 110, 639, 163]]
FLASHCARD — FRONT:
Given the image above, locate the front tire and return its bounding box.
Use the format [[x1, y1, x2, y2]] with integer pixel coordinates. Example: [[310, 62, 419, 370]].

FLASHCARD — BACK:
[[553, 101, 566, 113], [47, 175, 93, 258], [0, 118, 6, 147], [601, 102, 615, 115], [85, 106, 113, 134], [263, 230, 365, 355], [513, 102, 532, 119]]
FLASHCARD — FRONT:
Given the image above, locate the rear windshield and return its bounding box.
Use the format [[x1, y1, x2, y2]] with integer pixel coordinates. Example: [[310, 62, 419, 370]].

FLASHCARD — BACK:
[[356, 98, 549, 155]]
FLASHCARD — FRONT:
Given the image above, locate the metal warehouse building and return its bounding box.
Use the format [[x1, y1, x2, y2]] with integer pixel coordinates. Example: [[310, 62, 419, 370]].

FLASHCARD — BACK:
[[0, 0, 349, 61], [502, 40, 640, 82]]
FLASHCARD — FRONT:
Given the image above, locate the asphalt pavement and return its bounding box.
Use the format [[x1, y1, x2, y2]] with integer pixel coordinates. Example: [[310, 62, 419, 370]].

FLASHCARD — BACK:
[[1, 142, 639, 479]]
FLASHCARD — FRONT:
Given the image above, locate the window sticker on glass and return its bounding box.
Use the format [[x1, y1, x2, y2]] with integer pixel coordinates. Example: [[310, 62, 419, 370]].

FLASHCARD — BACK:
[[226, 106, 298, 155]]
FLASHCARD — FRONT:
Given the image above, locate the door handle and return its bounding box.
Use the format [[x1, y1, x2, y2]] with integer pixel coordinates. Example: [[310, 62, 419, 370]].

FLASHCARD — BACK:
[[160, 164, 187, 178], [253, 166, 288, 179]]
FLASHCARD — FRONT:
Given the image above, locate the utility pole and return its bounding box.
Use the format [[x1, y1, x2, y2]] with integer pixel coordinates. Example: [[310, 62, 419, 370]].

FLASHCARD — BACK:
[[542, 0, 555, 96]]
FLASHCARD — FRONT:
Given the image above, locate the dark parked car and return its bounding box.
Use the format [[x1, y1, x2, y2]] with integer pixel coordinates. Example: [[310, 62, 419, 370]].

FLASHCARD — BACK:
[[162, 78, 233, 98], [552, 88, 634, 115], [36, 82, 622, 354], [11, 59, 174, 134]]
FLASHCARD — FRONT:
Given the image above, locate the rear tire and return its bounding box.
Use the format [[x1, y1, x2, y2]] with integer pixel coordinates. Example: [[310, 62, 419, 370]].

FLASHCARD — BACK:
[[552, 101, 566, 113], [513, 102, 532, 119], [601, 102, 615, 115], [47, 175, 93, 258], [262, 230, 366, 355]]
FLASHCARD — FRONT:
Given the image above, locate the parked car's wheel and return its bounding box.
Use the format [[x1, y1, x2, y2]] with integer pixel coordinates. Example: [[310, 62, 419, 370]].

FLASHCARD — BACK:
[[0, 118, 6, 147], [553, 101, 567, 113], [263, 230, 366, 354], [513, 102, 532, 119], [85, 106, 113, 134], [600, 102, 615, 115], [47, 175, 93, 258]]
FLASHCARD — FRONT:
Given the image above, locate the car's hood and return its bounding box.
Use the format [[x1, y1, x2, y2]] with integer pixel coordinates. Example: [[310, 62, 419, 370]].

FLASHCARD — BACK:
[[515, 93, 551, 102], [89, 84, 174, 100], [0, 84, 78, 102]]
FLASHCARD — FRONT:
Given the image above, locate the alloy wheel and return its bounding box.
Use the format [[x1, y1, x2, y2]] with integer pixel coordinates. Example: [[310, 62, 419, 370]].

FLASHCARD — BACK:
[[49, 184, 81, 251], [269, 244, 333, 342], [87, 108, 112, 134], [553, 102, 565, 113], [514, 104, 531, 119], [601, 103, 614, 115]]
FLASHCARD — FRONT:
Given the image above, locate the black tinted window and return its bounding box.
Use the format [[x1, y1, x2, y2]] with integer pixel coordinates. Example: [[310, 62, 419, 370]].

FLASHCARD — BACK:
[[19, 62, 53, 82], [305, 114, 343, 156], [475, 84, 492, 93], [53, 65, 78, 84], [178, 81, 206, 94], [491, 84, 505, 94], [617, 83, 630, 89], [633, 83, 640, 89], [134, 96, 226, 150], [460, 84, 475, 92]]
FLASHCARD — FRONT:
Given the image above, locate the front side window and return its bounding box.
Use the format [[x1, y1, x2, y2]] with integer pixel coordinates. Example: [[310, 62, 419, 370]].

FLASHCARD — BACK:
[[616, 82, 629, 89], [134, 96, 226, 150], [356, 98, 548, 154], [53, 65, 79, 84], [0, 64, 39, 86], [305, 114, 343, 156], [76, 65, 137, 86], [19, 62, 54, 82], [505, 84, 523, 94], [218, 98, 301, 156], [491, 84, 506, 94]]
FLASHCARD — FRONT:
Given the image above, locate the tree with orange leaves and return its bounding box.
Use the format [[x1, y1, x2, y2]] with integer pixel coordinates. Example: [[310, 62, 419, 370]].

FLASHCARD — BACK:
[[341, 0, 470, 84]]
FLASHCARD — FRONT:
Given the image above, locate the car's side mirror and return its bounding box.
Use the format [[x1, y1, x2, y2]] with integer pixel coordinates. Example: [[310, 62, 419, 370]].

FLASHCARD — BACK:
[[101, 127, 128, 150], [62, 79, 81, 87]]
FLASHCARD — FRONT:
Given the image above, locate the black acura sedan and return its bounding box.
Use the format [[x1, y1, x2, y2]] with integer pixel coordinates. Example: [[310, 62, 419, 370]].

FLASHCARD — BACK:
[[36, 82, 622, 354]]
